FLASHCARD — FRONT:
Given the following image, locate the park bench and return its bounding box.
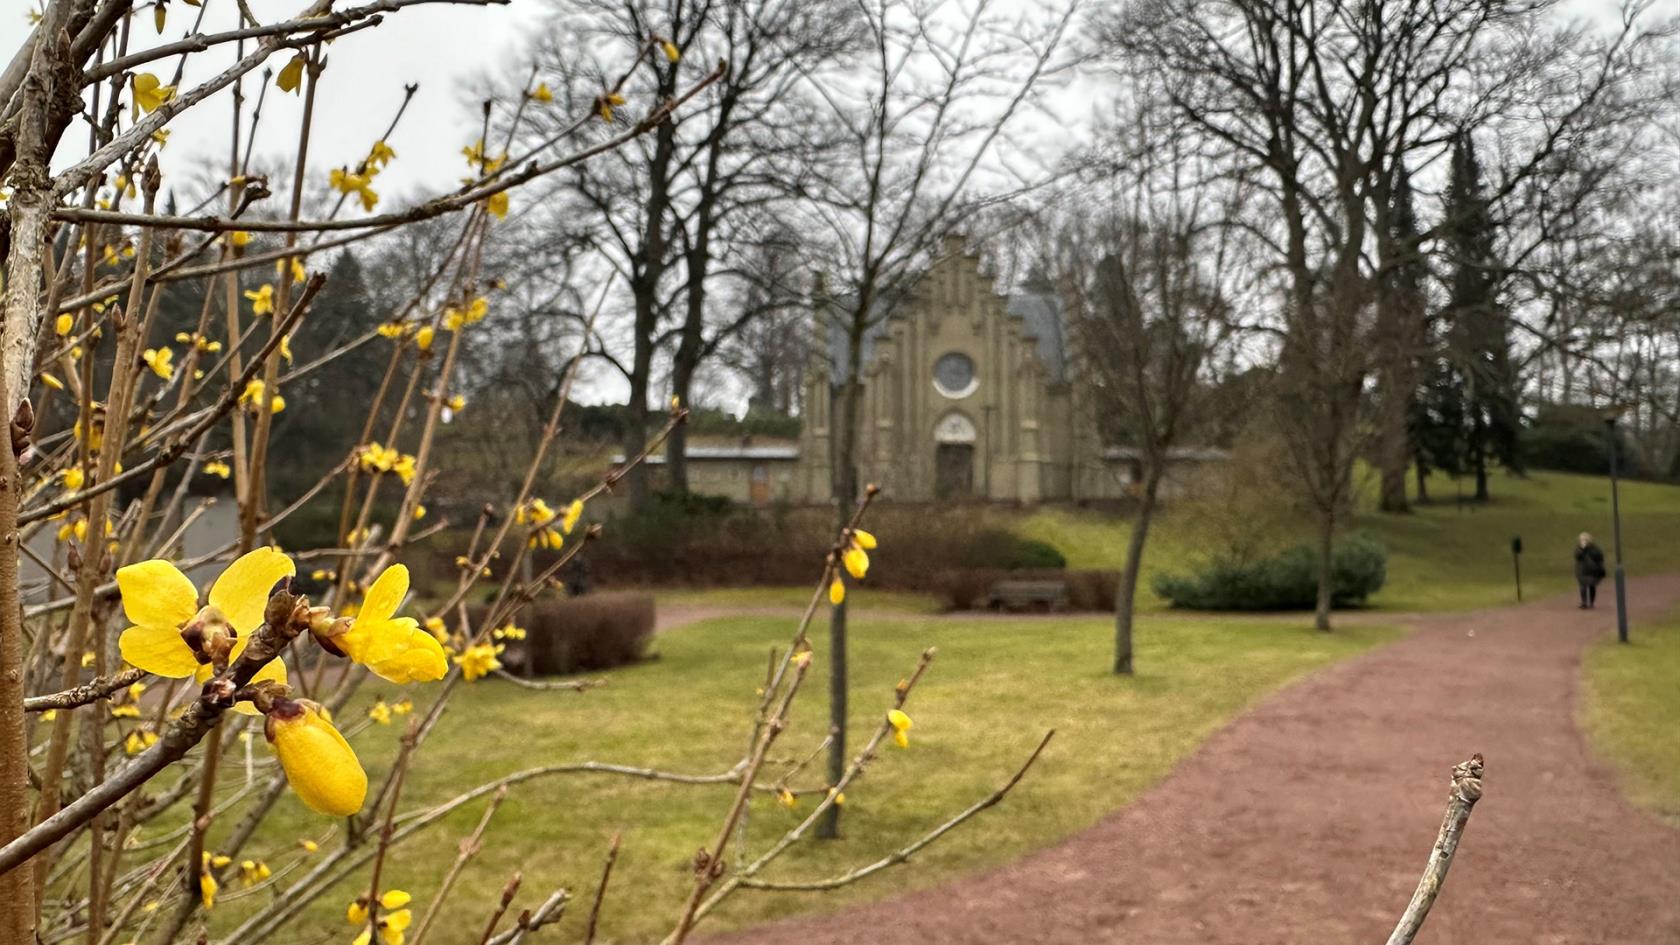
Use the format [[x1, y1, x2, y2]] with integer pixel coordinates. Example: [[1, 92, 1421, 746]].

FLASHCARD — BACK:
[[987, 579, 1069, 612]]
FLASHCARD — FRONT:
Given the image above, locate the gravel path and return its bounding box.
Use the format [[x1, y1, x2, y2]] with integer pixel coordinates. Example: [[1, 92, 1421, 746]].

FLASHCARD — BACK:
[[703, 576, 1680, 945]]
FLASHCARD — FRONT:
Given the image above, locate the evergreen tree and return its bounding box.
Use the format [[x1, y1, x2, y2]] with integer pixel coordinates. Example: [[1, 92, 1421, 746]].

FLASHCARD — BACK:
[[1423, 134, 1522, 501]]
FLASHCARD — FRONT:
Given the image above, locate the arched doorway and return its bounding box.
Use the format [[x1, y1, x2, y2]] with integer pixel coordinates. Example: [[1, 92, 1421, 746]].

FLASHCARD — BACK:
[[933, 412, 977, 499]]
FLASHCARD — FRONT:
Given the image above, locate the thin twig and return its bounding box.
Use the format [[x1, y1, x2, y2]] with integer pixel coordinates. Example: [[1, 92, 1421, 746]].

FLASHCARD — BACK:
[[741, 730, 1056, 891], [25, 669, 146, 712], [409, 787, 508, 945], [582, 833, 621, 945]]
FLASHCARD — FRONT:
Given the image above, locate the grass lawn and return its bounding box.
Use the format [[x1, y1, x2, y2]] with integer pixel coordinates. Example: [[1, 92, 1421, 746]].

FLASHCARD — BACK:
[[214, 612, 1395, 943], [1582, 608, 1680, 824], [651, 585, 943, 614], [1015, 470, 1680, 613]]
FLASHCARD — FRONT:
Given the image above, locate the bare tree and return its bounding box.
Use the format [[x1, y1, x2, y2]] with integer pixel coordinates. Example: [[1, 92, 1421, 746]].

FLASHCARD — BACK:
[[1059, 157, 1241, 674], [1108, 0, 1671, 629], [515, 0, 854, 502], [800, 0, 1077, 836]]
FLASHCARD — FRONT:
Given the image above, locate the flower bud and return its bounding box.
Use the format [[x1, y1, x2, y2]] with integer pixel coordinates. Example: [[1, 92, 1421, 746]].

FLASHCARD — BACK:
[[264, 698, 367, 816]]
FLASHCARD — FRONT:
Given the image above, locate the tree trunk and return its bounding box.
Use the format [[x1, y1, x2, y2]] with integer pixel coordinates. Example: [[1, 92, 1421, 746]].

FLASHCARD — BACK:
[[1375, 378, 1412, 513], [819, 339, 865, 840], [666, 351, 697, 495], [1113, 466, 1163, 675], [1415, 456, 1430, 503], [1314, 510, 1336, 632], [0, 358, 38, 945], [1473, 439, 1489, 502], [622, 369, 652, 507]]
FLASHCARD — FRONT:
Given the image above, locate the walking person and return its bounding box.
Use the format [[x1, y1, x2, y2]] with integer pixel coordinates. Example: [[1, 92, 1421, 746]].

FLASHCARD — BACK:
[[1575, 532, 1606, 609]]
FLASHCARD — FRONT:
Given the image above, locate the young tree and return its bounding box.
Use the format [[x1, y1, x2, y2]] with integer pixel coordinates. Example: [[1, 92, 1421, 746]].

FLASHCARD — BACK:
[[802, 0, 1076, 834], [1071, 214, 1235, 675]]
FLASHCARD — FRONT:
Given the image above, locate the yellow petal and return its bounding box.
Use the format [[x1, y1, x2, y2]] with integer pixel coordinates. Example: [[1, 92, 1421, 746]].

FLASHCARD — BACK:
[[893, 729, 909, 749], [364, 622, 447, 684], [828, 578, 845, 606], [118, 623, 200, 678], [208, 548, 296, 634], [887, 709, 912, 731], [380, 890, 411, 910], [360, 564, 409, 625], [853, 529, 878, 550], [116, 560, 199, 631], [277, 55, 305, 93]]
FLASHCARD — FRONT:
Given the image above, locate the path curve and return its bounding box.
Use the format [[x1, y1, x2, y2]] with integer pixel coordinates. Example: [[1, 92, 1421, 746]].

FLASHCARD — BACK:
[[704, 576, 1680, 945]]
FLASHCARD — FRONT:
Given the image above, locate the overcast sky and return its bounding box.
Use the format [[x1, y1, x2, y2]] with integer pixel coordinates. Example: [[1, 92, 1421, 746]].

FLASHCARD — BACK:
[[4, 0, 1673, 411], [4, 0, 549, 199]]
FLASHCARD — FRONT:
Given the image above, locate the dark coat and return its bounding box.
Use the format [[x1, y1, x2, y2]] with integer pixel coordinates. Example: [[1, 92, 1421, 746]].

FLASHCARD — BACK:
[[1575, 543, 1606, 583]]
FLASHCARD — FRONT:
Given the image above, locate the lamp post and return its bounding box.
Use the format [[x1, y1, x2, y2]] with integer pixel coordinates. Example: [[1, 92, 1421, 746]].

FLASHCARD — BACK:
[[1604, 410, 1629, 644]]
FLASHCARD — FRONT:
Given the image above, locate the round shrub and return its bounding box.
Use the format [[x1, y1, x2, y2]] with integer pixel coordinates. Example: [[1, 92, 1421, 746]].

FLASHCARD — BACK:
[[1153, 533, 1387, 610]]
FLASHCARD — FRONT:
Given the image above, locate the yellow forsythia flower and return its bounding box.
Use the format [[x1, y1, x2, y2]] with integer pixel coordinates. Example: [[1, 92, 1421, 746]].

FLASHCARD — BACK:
[[131, 73, 176, 117], [424, 617, 448, 644], [325, 565, 447, 684], [227, 230, 251, 248], [662, 40, 681, 62], [776, 787, 797, 809], [55, 313, 73, 336], [244, 283, 275, 315], [299, 839, 320, 853], [124, 729, 158, 754], [531, 82, 553, 102], [238, 859, 271, 888], [842, 546, 869, 580], [853, 529, 877, 550], [484, 191, 509, 220], [368, 140, 396, 168], [141, 347, 174, 380], [887, 709, 912, 748], [199, 870, 218, 909], [277, 55, 306, 93], [114, 550, 292, 715], [561, 498, 584, 535], [598, 91, 625, 122], [414, 326, 435, 351], [264, 698, 367, 816], [204, 461, 232, 479], [61, 467, 85, 490], [39, 372, 64, 391], [367, 700, 392, 725], [454, 643, 502, 681], [828, 577, 845, 606], [329, 168, 379, 211]]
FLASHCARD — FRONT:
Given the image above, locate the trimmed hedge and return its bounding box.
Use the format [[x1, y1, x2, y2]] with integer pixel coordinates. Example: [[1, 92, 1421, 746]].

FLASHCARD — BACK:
[[469, 592, 655, 676], [1152, 533, 1387, 610]]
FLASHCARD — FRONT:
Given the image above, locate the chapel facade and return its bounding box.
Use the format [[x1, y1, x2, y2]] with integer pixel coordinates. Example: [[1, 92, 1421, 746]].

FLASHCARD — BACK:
[[791, 237, 1216, 504]]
